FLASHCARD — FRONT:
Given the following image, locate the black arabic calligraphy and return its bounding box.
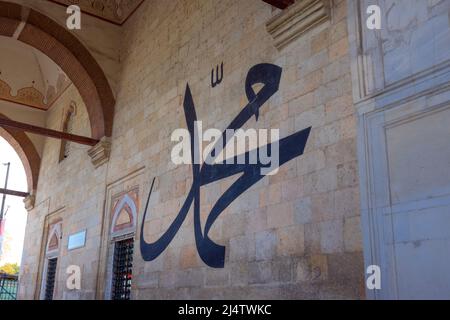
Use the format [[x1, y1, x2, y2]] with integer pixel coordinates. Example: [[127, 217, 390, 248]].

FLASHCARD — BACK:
[[140, 63, 311, 268]]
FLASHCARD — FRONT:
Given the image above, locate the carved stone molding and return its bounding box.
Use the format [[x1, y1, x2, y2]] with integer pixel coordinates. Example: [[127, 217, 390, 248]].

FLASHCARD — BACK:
[[266, 0, 331, 50], [88, 136, 111, 168]]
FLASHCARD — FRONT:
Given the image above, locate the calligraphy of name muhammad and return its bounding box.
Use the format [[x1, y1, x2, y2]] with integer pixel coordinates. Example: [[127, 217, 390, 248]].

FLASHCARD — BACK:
[[140, 63, 312, 268]]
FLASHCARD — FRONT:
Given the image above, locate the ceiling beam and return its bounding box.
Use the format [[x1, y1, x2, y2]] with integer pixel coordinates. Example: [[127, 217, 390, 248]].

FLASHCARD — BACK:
[[262, 0, 295, 9], [0, 117, 99, 146], [0, 188, 29, 198]]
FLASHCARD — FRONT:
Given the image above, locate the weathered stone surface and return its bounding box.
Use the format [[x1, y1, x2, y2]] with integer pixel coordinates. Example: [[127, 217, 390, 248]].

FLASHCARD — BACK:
[[255, 230, 277, 261], [277, 225, 305, 256], [344, 216, 363, 252], [319, 219, 344, 254], [294, 197, 312, 224], [249, 261, 273, 285]]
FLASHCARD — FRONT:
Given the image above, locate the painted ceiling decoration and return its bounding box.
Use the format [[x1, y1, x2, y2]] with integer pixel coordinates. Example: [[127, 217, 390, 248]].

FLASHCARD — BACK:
[[0, 80, 46, 110], [0, 36, 72, 111], [49, 0, 145, 25]]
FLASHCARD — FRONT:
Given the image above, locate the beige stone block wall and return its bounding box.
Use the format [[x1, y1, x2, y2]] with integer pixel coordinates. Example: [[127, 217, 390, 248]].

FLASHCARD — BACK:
[[18, 84, 108, 299], [108, 0, 363, 299]]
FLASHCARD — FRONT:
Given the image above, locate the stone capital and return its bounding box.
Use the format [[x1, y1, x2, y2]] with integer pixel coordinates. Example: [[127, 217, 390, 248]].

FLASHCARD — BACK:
[[88, 137, 112, 169], [23, 192, 36, 211]]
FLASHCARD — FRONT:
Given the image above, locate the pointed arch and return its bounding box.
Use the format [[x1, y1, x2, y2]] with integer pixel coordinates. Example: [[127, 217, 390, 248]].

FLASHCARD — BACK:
[[111, 194, 138, 237], [45, 221, 62, 255]]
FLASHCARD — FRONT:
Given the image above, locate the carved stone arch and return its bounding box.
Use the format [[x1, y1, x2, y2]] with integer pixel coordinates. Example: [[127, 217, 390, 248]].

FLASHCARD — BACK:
[[0, 113, 40, 194], [111, 193, 138, 238], [0, 1, 115, 140], [46, 222, 62, 255]]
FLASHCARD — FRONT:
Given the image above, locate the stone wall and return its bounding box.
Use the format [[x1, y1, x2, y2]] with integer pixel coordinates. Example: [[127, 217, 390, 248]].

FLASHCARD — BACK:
[[109, 0, 363, 299], [18, 84, 108, 299], [19, 0, 365, 300]]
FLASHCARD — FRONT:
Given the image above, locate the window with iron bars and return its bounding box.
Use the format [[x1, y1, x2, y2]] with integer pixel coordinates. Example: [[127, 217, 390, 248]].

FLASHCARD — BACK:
[[111, 238, 134, 300], [44, 258, 58, 300]]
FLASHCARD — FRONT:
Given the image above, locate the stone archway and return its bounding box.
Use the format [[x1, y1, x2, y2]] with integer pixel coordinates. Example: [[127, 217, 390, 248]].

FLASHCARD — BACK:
[[0, 1, 115, 140], [0, 113, 41, 195]]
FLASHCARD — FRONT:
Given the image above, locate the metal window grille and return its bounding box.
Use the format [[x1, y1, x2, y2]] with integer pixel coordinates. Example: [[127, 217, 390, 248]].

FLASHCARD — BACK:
[[0, 273, 18, 300], [44, 258, 58, 300], [111, 238, 134, 300]]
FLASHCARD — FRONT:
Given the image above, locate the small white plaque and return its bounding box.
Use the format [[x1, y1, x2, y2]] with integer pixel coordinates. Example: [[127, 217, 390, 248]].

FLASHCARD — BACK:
[[68, 230, 86, 250]]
